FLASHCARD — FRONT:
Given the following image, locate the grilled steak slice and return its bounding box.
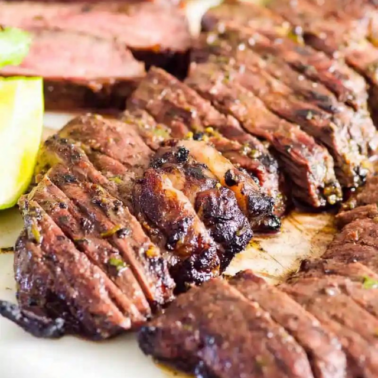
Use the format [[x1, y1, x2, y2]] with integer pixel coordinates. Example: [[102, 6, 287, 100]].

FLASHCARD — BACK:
[[120, 108, 173, 151], [139, 278, 314, 378], [201, 4, 368, 111], [14, 199, 134, 339], [0, 0, 191, 77], [58, 114, 153, 206], [128, 68, 282, 229], [266, 0, 378, 124], [197, 53, 366, 188], [187, 60, 342, 207], [336, 204, 378, 227], [282, 276, 378, 377], [29, 175, 150, 319], [230, 270, 346, 378], [176, 139, 279, 231], [45, 164, 174, 306], [0, 28, 145, 110], [297, 259, 378, 282], [194, 32, 378, 158], [342, 176, 378, 210], [151, 141, 252, 269], [133, 167, 220, 290]]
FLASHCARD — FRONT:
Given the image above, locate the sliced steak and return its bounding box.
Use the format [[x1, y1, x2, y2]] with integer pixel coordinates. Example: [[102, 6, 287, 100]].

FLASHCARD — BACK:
[[12, 199, 134, 339], [266, 0, 378, 124], [194, 31, 378, 158], [58, 114, 153, 207], [176, 139, 279, 231], [29, 175, 150, 319], [0, 0, 191, 77], [336, 204, 378, 227], [282, 276, 378, 377], [139, 278, 314, 378], [201, 3, 368, 111], [128, 68, 282, 229], [151, 141, 252, 269], [46, 163, 175, 307], [187, 60, 342, 207], [230, 270, 346, 378], [295, 259, 378, 282], [0, 28, 145, 110], [133, 166, 220, 290]]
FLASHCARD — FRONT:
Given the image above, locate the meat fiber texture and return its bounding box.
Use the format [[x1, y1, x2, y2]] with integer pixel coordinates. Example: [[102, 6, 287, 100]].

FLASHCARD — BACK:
[[0, 0, 191, 109]]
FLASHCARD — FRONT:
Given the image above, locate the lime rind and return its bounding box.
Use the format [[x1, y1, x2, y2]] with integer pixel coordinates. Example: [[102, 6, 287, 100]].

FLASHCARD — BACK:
[[0, 77, 44, 209]]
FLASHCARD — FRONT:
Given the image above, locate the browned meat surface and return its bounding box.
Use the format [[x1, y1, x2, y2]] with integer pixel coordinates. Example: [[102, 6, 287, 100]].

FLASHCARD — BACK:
[[282, 276, 378, 377], [266, 0, 378, 124], [0, 0, 191, 77], [151, 140, 252, 269], [11, 199, 135, 339], [230, 271, 346, 378], [46, 164, 174, 306], [295, 259, 378, 283], [139, 278, 314, 378], [194, 31, 378, 159], [177, 139, 279, 231], [58, 114, 153, 206], [128, 67, 283, 228], [201, 3, 368, 111], [133, 166, 220, 290], [336, 204, 378, 227], [187, 60, 342, 207], [196, 48, 366, 188], [342, 175, 378, 210], [0, 28, 145, 110], [29, 175, 151, 319]]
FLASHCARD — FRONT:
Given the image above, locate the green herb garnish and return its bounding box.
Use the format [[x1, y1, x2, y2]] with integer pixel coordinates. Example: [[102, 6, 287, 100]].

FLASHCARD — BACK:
[[0, 27, 32, 68], [363, 276, 378, 289], [108, 257, 127, 272]]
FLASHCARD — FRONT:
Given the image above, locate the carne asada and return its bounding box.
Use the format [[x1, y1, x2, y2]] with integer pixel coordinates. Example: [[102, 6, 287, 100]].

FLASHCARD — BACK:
[[187, 60, 342, 207], [0, 28, 145, 110], [139, 278, 314, 378], [128, 67, 284, 227], [0, 0, 191, 78]]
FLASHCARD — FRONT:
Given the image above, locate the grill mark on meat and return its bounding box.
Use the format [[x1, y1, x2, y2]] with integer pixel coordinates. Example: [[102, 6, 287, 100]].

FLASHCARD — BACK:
[[186, 60, 342, 207], [230, 270, 346, 378], [195, 46, 367, 188], [58, 114, 153, 207], [281, 276, 378, 377], [47, 163, 174, 307], [16, 199, 134, 339], [139, 278, 314, 378], [176, 139, 279, 232], [151, 141, 253, 270], [201, 3, 368, 111], [194, 30, 378, 159], [133, 166, 220, 290], [127, 67, 285, 226], [29, 175, 150, 320], [266, 0, 378, 125]]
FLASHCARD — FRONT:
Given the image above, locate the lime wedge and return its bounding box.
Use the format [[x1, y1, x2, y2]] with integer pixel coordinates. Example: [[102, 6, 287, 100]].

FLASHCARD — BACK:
[[0, 28, 32, 68], [0, 77, 44, 210]]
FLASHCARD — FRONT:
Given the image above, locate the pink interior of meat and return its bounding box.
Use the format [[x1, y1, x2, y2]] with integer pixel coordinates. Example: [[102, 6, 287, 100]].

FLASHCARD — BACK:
[[0, 1, 191, 51], [1, 29, 145, 80]]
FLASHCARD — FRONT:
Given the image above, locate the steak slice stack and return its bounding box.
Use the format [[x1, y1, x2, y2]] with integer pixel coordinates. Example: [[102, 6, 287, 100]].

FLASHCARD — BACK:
[[128, 67, 284, 230], [194, 22, 375, 190], [1, 28, 145, 110], [186, 60, 342, 208], [139, 278, 314, 378], [0, 0, 191, 109]]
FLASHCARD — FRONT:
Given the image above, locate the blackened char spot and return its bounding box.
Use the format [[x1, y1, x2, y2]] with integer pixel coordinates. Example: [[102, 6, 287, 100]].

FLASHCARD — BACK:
[[224, 170, 239, 186]]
